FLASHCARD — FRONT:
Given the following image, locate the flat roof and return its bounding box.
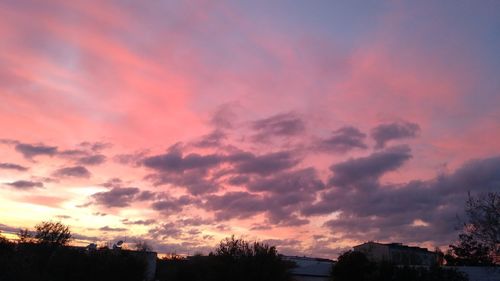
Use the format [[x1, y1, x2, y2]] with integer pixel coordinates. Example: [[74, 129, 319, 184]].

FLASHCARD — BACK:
[[354, 242, 433, 253]]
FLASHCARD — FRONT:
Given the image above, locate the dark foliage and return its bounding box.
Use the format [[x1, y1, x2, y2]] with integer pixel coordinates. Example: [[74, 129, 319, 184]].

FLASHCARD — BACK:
[[333, 250, 375, 281], [445, 233, 493, 266], [332, 251, 468, 281], [463, 192, 500, 257], [0, 241, 147, 281], [17, 228, 33, 243], [156, 236, 294, 281], [34, 221, 72, 246], [446, 192, 499, 265]]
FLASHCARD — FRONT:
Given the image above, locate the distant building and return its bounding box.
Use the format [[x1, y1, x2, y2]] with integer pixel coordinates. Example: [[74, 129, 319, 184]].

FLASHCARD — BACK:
[[284, 256, 335, 281], [353, 242, 438, 266]]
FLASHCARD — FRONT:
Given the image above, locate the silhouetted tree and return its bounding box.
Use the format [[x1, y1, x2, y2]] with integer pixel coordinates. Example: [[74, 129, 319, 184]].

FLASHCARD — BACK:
[[17, 228, 33, 243], [209, 236, 293, 281], [0, 230, 13, 251], [463, 192, 500, 256], [0, 231, 16, 281], [0, 231, 7, 243], [212, 236, 252, 258], [34, 221, 71, 246], [446, 192, 499, 265], [0, 226, 147, 281], [156, 236, 293, 281], [332, 251, 375, 281], [445, 233, 493, 266]]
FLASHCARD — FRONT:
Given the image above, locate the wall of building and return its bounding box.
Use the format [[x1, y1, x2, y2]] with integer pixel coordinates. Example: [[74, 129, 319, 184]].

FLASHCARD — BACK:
[[354, 243, 390, 262], [354, 242, 437, 266]]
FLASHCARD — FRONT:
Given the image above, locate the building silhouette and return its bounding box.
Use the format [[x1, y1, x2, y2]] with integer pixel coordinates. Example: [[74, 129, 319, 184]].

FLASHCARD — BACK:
[[354, 242, 438, 266]]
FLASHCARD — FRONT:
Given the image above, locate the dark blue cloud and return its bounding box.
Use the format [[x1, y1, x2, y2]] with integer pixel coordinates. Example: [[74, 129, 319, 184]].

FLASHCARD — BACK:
[[91, 187, 140, 207], [99, 226, 127, 232], [151, 195, 197, 213], [204, 191, 270, 220], [193, 130, 226, 148], [251, 112, 305, 142], [143, 148, 223, 173], [371, 121, 420, 149], [53, 166, 91, 178], [4, 180, 43, 189], [329, 145, 412, 186], [148, 222, 183, 239], [122, 219, 157, 225], [317, 126, 367, 153], [77, 154, 106, 165], [248, 167, 324, 194], [15, 143, 57, 158], [233, 151, 299, 176], [0, 162, 28, 171]]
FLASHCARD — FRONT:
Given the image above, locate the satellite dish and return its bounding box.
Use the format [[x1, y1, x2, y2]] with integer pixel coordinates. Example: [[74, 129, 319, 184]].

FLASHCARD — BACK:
[[86, 243, 97, 251], [113, 240, 124, 250]]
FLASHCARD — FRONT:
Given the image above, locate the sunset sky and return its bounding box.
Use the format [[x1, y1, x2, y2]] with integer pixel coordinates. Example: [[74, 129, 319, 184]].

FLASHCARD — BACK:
[[1, 0, 499, 258]]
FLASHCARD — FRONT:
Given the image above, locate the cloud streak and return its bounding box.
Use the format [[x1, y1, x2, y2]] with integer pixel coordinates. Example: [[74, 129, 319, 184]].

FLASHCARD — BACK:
[[53, 166, 91, 178], [91, 187, 141, 208], [371, 121, 420, 149], [4, 180, 43, 189], [0, 162, 28, 171], [15, 143, 57, 159], [251, 112, 305, 142], [317, 126, 367, 153]]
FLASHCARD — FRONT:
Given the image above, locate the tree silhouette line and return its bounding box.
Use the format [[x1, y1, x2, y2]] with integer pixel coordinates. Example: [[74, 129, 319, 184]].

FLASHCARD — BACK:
[[0, 223, 293, 281], [156, 236, 294, 281], [444, 192, 499, 266], [0, 221, 147, 281], [0, 191, 498, 281]]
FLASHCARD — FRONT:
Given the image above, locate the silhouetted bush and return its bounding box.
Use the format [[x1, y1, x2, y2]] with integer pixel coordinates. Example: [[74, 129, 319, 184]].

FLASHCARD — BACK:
[[332, 251, 468, 281], [155, 236, 294, 281]]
